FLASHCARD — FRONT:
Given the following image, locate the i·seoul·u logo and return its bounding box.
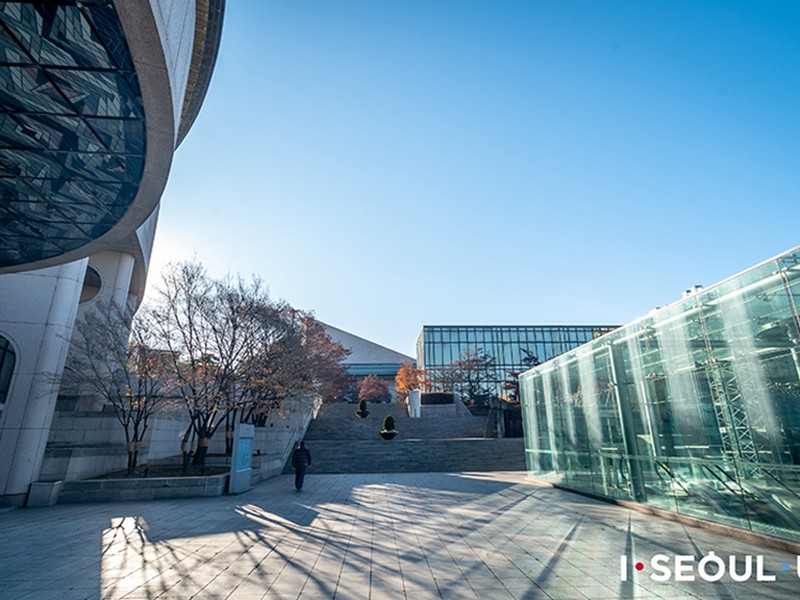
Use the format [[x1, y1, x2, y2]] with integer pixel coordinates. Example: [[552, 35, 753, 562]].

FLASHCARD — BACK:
[[620, 553, 800, 583]]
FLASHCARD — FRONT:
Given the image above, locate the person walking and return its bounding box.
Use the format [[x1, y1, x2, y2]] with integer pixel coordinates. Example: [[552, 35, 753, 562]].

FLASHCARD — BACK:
[[291, 441, 312, 491]]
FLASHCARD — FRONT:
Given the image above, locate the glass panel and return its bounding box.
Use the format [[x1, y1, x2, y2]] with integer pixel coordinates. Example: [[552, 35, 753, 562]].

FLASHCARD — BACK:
[[520, 248, 800, 542], [0, 4, 113, 69], [0, 65, 74, 113], [0, 1, 145, 268]]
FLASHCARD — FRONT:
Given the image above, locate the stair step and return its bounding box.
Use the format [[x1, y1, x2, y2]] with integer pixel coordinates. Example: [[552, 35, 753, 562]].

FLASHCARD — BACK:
[[305, 402, 488, 441], [290, 402, 525, 475], [284, 438, 526, 474]]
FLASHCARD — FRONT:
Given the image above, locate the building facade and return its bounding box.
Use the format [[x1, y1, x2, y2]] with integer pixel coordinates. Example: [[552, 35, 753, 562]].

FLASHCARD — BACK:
[[418, 325, 617, 400], [0, 0, 224, 505], [520, 246, 800, 542], [323, 324, 415, 401]]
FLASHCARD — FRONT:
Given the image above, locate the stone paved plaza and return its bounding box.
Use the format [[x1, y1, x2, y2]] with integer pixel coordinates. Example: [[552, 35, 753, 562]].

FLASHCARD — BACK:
[[1, 471, 798, 599]]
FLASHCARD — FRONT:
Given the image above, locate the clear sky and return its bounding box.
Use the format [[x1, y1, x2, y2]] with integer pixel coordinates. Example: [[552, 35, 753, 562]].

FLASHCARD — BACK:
[[148, 0, 800, 358]]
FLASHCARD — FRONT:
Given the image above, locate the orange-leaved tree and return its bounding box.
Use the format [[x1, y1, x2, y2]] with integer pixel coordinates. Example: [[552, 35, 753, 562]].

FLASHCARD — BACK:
[[394, 360, 424, 404]]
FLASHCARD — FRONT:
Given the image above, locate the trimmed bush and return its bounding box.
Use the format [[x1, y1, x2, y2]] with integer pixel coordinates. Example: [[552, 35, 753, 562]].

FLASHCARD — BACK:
[[355, 398, 369, 418], [382, 415, 396, 432]]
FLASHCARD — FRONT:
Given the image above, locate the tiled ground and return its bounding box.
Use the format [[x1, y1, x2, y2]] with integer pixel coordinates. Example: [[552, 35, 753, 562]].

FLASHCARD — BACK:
[[0, 471, 798, 599]]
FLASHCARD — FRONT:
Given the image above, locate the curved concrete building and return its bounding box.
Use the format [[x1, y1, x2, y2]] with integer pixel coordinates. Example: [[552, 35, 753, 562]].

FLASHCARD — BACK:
[[0, 0, 225, 505]]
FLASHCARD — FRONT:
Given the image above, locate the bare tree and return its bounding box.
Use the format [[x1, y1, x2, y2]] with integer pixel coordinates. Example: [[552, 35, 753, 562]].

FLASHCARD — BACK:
[[148, 261, 356, 469], [63, 300, 171, 475], [299, 315, 352, 402], [149, 262, 274, 468], [237, 312, 351, 423], [235, 302, 303, 429]]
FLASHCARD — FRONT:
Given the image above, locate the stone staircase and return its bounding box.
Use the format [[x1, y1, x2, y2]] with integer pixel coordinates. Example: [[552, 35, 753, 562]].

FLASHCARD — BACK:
[[285, 402, 527, 474], [303, 402, 488, 440]]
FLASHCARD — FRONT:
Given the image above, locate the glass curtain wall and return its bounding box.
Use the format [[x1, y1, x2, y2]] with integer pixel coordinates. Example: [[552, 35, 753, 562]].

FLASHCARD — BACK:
[[520, 247, 800, 542], [418, 325, 617, 398], [0, 1, 146, 267]]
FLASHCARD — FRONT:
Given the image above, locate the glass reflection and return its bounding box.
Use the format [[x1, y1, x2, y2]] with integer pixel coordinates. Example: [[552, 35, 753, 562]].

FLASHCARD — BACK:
[[0, 1, 145, 267], [418, 324, 618, 399]]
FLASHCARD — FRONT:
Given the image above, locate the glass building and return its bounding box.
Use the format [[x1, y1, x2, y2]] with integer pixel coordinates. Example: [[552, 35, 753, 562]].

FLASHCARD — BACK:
[[520, 247, 800, 542], [418, 325, 617, 399]]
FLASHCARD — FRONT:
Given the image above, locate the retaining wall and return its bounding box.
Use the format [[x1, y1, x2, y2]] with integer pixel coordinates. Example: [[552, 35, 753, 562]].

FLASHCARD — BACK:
[[58, 473, 228, 503]]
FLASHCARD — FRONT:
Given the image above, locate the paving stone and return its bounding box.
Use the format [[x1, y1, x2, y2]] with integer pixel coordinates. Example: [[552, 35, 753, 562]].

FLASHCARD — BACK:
[[0, 472, 798, 599]]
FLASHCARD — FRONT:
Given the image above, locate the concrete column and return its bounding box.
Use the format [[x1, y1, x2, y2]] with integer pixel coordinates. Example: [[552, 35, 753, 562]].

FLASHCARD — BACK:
[[67, 251, 135, 412], [0, 259, 87, 505], [81, 251, 135, 309], [409, 390, 421, 418]]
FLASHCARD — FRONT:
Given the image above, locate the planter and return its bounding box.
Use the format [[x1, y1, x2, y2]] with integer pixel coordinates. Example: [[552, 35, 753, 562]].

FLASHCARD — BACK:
[[355, 410, 370, 419], [380, 430, 398, 440], [58, 473, 229, 503]]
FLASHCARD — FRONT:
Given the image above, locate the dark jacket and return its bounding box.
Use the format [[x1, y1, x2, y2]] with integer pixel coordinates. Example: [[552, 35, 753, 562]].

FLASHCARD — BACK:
[[292, 447, 312, 469]]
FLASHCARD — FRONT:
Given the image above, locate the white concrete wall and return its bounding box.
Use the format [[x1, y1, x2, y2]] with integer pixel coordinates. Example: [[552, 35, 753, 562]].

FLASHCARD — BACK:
[[420, 404, 457, 418], [84, 251, 135, 309], [203, 396, 319, 472], [61, 251, 136, 411], [135, 204, 160, 276], [45, 410, 187, 461], [148, 0, 196, 143], [0, 260, 87, 504], [145, 415, 188, 460], [252, 396, 320, 481], [41, 411, 187, 482], [39, 396, 319, 483]]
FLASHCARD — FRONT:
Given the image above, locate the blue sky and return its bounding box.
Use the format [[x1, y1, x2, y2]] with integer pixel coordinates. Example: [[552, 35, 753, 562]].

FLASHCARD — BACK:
[[149, 1, 800, 357]]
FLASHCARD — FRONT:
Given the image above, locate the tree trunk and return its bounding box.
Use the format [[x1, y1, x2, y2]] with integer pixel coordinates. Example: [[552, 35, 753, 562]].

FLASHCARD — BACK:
[[126, 441, 142, 475], [225, 413, 234, 455], [181, 425, 194, 474], [193, 438, 209, 467]]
